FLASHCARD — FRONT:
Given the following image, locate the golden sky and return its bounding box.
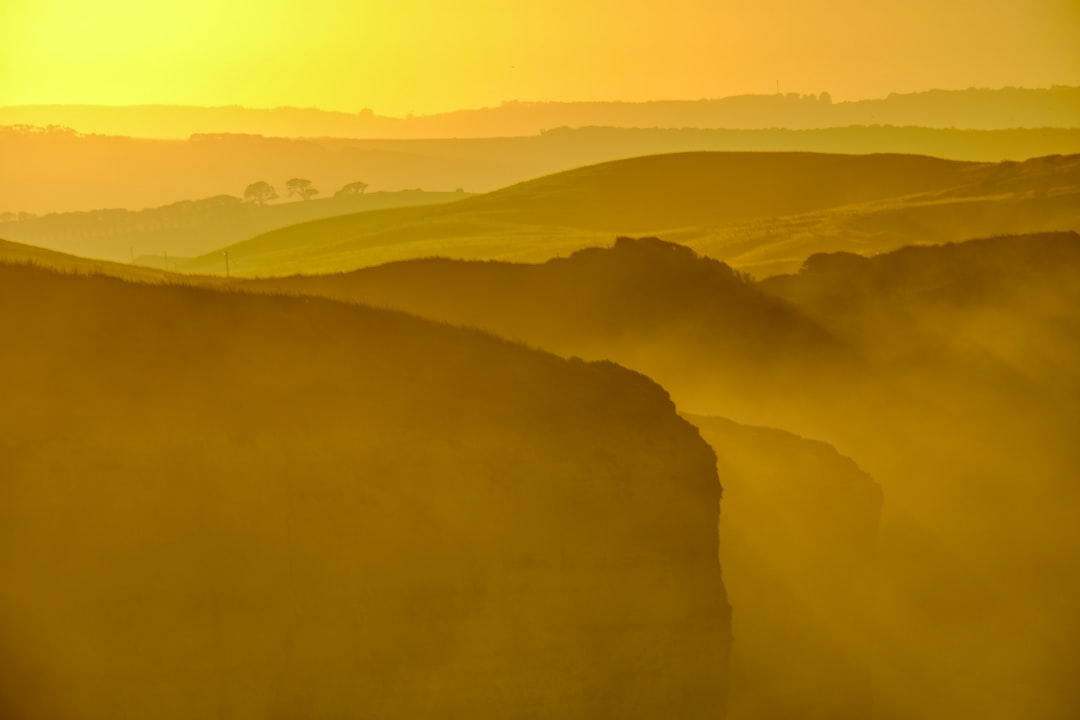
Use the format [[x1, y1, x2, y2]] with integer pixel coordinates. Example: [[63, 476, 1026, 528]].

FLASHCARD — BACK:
[[1, 0, 1077, 115]]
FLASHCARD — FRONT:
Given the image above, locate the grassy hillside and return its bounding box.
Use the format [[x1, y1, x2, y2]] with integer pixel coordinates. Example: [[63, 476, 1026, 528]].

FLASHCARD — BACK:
[[180, 151, 1080, 277], [0, 237, 189, 283], [0, 189, 469, 265], [0, 262, 731, 720]]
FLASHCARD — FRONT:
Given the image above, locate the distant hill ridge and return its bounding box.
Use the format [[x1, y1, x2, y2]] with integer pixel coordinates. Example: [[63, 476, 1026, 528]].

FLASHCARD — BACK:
[[2, 86, 1077, 138]]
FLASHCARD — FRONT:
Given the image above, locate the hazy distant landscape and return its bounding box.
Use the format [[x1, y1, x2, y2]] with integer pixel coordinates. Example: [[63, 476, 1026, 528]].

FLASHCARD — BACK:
[[2, 1, 1079, 716], [3, 85, 1078, 138]]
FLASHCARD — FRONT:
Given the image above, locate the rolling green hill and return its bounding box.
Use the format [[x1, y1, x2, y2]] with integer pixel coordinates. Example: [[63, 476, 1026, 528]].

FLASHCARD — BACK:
[[179, 151, 1080, 277]]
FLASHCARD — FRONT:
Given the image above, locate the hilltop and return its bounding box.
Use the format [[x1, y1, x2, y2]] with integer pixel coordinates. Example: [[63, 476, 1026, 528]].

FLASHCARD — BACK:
[[0, 261, 731, 719], [180, 151, 1080, 277]]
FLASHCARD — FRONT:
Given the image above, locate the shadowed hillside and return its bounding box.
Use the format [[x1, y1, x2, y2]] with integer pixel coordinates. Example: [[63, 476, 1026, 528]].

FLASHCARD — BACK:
[[178, 151, 1080, 277], [247, 232, 1080, 719], [761, 231, 1080, 425], [758, 232, 1080, 720], [0, 263, 731, 720], [687, 415, 882, 720]]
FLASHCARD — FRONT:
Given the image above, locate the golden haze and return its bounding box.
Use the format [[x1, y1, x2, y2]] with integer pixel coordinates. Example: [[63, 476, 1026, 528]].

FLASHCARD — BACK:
[[1, 0, 1077, 114]]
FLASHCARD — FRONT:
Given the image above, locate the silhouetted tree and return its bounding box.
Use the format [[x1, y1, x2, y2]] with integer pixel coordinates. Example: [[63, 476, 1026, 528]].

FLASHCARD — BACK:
[[286, 178, 319, 201], [243, 181, 278, 206], [335, 181, 369, 198]]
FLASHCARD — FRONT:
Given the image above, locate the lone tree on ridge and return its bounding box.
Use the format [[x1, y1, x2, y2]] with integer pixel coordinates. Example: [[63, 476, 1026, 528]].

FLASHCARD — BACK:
[[335, 181, 369, 197], [286, 178, 319, 201], [243, 181, 278, 206]]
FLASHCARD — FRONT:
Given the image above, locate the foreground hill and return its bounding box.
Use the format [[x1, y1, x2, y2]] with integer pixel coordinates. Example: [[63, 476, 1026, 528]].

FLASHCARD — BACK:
[[0, 263, 731, 719], [181, 151, 1080, 277]]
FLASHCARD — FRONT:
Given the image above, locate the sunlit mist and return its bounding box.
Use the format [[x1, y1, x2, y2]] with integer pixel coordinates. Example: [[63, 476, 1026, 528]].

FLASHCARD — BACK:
[[1, 2, 1079, 719]]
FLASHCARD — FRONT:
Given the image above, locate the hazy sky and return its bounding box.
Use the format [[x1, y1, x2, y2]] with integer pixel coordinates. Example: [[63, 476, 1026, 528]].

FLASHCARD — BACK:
[[2, 0, 1077, 115]]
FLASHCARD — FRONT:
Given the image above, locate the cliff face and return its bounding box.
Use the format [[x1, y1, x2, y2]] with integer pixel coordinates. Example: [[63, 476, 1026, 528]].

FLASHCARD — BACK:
[[0, 264, 731, 720], [686, 415, 882, 720]]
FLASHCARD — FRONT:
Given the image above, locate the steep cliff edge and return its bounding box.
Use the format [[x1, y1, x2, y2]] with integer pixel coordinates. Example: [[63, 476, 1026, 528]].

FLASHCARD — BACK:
[[687, 414, 882, 720], [0, 263, 731, 720]]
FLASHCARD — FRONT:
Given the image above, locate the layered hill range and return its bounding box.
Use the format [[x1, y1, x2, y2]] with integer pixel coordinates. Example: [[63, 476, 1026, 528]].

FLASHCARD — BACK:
[[164, 151, 1080, 278], [8, 91, 1080, 218], [249, 231, 1080, 720], [0, 261, 731, 719]]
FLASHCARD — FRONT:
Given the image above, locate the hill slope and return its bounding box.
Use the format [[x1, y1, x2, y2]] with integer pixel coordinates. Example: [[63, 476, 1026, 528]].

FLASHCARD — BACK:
[[0, 263, 731, 719], [249, 236, 852, 415], [0, 189, 469, 265], [180, 151, 1080, 277], [0, 236, 190, 283], [759, 232, 1080, 720]]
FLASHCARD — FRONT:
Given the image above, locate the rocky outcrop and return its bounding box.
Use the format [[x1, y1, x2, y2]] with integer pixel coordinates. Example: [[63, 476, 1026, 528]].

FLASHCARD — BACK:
[[686, 414, 882, 720], [0, 264, 731, 720]]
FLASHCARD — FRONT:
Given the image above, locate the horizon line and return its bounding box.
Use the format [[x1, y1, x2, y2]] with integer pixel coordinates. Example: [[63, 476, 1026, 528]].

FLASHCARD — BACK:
[[1, 84, 1076, 119]]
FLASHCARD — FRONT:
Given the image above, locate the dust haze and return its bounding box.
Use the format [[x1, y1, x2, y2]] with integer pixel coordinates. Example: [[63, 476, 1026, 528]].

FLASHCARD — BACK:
[[2, 65, 1079, 720]]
